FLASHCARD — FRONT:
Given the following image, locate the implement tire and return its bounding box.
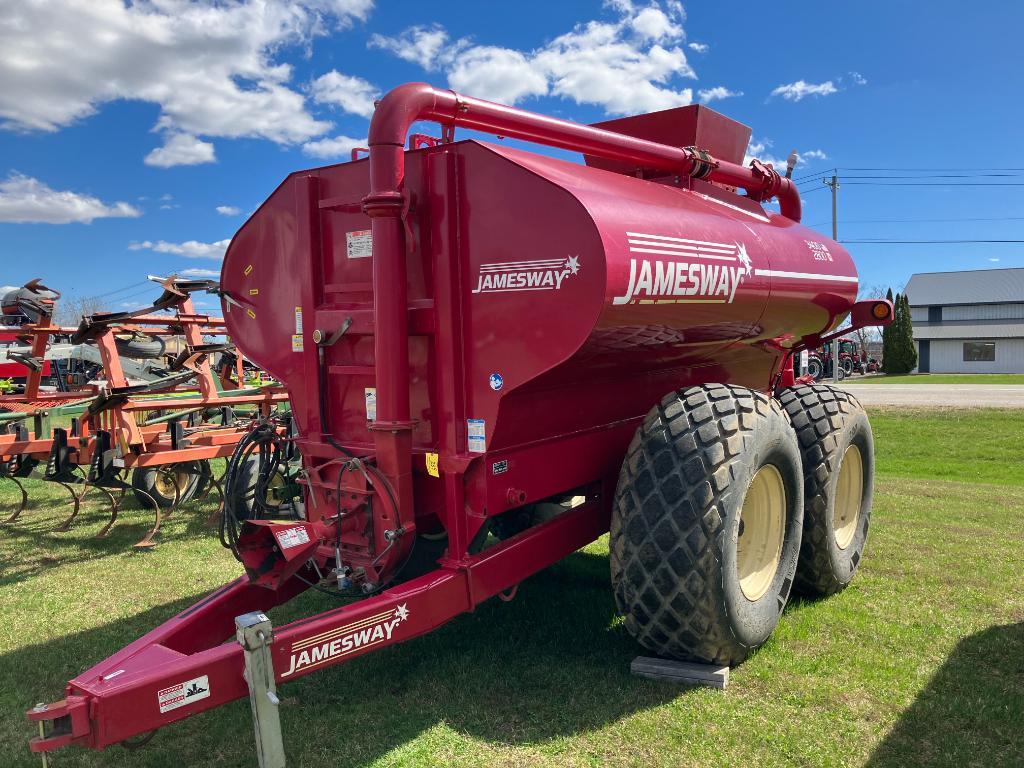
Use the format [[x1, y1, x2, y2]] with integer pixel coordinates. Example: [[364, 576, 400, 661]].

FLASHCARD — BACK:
[[777, 384, 874, 596], [132, 462, 201, 509], [610, 384, 804, 666]]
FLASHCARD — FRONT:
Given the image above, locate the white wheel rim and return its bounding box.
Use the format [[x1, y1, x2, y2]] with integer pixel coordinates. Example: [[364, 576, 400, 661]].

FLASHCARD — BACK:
[[736, 464, 786, 601], [834, 444, 863, 550]]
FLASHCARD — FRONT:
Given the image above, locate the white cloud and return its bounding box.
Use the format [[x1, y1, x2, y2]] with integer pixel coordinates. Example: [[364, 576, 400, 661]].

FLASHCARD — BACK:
[[368, 24, 451, 69], [129, 239, 230, 260], [302, 134, 366, 159], [770, 80, 838, 102], [801, 149, 828, 161], [688, 42, 709, 53], [145, 133, 216, 168], [698, 86, 742, 103], [850, 71, 867, 85], [371, 2, 700, 115], [310, 71, 379, 118], [630, 7, 681, 40], [179, 267, 221, 277], [988, 257, 1000, 262], [0, 1, 374, 161], [534, 18, 695, 114], [216, 205, 241, 216], [447, 47, 548, 106], [0, 172, 141, 224]]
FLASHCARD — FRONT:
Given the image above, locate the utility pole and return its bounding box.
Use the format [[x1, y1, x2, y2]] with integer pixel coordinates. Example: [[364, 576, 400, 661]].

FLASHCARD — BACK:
[[825, 173, 840, 382]]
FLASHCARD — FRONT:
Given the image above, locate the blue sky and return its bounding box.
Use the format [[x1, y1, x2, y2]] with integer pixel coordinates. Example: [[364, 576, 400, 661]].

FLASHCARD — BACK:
[[1, 0, 1020, 311]]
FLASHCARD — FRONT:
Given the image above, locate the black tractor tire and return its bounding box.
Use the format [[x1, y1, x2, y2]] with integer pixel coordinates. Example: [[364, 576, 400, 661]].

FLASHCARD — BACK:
[[841, 357, 854, 376], [131, 462, 202, 509], [777, 384, 874, 596], [807, 356, 824, 381], [115, 333, 167, 360], [610, 384, 804, 666]]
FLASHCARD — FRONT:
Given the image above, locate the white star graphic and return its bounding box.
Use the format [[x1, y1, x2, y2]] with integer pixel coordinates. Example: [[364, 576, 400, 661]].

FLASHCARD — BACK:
[[735, 242, 752, 274], [565, 255, 580, 275], [394, 603, 410, 622]]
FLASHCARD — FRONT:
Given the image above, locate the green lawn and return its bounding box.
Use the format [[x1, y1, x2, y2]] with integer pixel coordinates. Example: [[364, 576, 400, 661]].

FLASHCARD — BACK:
[[850, 373, 1024, 385], [1, 410, 1022, 767]]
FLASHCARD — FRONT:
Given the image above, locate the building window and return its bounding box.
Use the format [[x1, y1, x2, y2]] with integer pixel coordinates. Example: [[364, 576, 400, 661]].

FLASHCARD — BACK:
[[963, 342, 996, 362], [928, 306, 942, 323]]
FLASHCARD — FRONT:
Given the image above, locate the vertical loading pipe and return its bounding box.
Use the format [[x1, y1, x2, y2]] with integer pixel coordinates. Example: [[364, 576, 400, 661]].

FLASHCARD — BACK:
[[362, 83, 803, 537]]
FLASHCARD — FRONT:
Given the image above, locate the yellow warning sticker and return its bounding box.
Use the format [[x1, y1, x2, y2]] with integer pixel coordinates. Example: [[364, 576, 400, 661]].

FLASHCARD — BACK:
[[425, 452, 440, 478], [291, 334, 303, 352]]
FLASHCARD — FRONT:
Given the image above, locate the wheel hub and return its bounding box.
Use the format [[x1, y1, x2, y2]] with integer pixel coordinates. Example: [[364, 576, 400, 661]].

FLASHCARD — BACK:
[[154, 468, 191, 498], [736, 464, 786, 601], [833, 444, 863, 550]]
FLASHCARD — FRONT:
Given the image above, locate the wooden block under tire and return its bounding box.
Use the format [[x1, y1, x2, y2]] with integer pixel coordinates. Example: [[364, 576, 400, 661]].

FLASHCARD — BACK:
[[630, 656, 729, 689]]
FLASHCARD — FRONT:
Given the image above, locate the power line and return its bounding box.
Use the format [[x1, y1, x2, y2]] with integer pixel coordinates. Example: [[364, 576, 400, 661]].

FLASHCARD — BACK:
[[837, 166, 1024, 171], [841, 239, 1024, 244], [807, 216, 1024, 227], [841, 181, 1024, 186], [83, 280, 150, 301]]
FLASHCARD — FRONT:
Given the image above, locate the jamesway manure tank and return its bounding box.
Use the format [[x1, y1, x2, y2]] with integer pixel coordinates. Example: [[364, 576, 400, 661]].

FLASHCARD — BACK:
[[29, 84, 890, 757]]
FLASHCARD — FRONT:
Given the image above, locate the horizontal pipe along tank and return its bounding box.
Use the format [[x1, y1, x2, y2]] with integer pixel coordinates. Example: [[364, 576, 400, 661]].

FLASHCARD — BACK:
[[221, 100, 857, 554]]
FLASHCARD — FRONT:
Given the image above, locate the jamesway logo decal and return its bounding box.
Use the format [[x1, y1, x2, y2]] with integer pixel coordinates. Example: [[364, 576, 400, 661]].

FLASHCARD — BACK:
[[281, 604, 410, 678], [157, 675, 210, 714], [473, 255, 580, 294], [613, 232, 753, 306]]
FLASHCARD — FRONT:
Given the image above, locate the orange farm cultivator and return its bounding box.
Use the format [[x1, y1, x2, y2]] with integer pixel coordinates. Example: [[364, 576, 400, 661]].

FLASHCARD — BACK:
[[0, 277, 288, 547]]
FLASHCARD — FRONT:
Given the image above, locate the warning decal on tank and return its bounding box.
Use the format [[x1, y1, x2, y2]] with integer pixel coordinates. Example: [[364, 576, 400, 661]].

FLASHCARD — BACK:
[[346, 230, 373, 259], [612, 233, 753, 306], [472, 255, 580, 295]]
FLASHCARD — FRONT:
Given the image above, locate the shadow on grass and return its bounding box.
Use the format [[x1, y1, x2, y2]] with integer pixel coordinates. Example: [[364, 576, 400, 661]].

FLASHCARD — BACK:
[[865, 621, 1024, 768], [4, 550, 683, 767], [0, 496, 218, 588]]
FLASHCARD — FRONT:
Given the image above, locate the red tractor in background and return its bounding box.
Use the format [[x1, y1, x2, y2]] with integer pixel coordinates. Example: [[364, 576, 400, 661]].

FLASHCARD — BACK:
[[29, 83, 892, 759], [807, 336, 876, 379]]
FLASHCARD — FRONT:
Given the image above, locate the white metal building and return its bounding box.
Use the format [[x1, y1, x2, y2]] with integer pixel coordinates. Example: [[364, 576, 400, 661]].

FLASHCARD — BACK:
[[905, 268, 1024, 374]]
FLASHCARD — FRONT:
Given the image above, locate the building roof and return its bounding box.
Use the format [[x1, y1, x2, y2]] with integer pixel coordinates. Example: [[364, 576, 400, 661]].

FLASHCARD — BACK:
[[906, 268, 1024, 306], [914, 322, 1024, 340]]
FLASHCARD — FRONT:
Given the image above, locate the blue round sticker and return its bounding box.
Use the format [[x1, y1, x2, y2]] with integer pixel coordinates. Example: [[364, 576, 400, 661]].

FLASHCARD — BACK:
[[489, 373, 504, 391]]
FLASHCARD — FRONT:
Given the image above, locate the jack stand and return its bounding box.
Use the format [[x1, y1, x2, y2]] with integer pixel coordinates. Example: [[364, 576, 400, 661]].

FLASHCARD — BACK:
[[236, 612, 287, 768]]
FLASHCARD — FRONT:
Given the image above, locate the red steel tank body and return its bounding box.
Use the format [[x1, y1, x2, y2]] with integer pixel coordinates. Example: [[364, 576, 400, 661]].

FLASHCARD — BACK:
[[220, 97, 857, 532]]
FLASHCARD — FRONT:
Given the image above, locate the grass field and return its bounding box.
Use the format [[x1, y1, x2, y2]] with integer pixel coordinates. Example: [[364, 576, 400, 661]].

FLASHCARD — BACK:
[[1, 409, 1022, 767], [851, 373, 1024, 385]]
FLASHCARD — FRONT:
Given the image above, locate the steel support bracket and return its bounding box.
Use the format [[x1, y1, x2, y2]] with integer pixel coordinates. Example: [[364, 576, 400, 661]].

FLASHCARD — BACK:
[[235, 611, 286, 768]]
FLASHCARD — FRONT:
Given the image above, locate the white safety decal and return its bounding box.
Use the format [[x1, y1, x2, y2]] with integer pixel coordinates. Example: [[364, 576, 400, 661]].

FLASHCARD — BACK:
[[613, 233, 753, 305], [278, 526, 310, 550], [157, 675, 210, 714], [347, 230, 373, 259], [472, 255, 580, 295], [467, 419, 486, 453], [364, 388, 377, 421]]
